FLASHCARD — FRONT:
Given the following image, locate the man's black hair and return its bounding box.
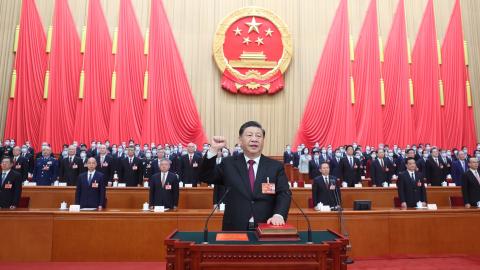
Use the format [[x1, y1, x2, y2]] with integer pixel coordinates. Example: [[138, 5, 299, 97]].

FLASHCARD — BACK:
[[239, 121, 266, 137]]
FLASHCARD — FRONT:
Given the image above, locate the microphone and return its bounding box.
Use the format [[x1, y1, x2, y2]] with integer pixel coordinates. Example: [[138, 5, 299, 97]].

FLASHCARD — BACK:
[[329, 178, 341, 210], [203, 187, 230, 244], [287, 189, 313, 244]]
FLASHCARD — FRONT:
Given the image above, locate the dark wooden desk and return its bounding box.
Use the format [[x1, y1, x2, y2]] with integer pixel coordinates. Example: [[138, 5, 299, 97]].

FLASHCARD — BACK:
[[1, 207, 479, 262], [21, 186, 462, 209]]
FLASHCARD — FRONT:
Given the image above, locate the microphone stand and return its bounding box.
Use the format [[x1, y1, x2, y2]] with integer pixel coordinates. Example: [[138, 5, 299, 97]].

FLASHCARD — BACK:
[[333, 178, 354, 264], [203, 188, 230, 244], [288, 190, 313, 244]]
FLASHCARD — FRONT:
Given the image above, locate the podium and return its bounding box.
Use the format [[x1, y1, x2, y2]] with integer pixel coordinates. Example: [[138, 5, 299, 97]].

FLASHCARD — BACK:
[[164, 230, 348, 270]]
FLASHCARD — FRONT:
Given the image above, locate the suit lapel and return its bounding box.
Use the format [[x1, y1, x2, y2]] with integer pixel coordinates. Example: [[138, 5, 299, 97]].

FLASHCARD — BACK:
[[254, 156, 268, 194], [233, 154, 253, 198]]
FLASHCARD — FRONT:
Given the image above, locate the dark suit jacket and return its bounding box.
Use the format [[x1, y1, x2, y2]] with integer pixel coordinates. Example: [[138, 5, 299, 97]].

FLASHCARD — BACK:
[[397, 171, 427, 207], [308, 159, 321, 180], [119, 157, 143, 186], [292, 152, 301, 168], [149, 172, 179, 208], [312, 175, 341, 206], [416, 158, 427, 173], [95, 155, 114, 182], [12, 156, 29, 181], [426, 156, 446, 186], [370, 158, 393, 186], [59, 156, 83, 186], [0, 170, 22, 208], [75, 171, 106, 208], [339, 156, 362, 187], [451, 159, 468, 185], [179, 154, 202, 185], [330, 157, 342, 179], [461, 170, 480, 205], [283, 151, 294, 164], [199, 153, 291, 231]]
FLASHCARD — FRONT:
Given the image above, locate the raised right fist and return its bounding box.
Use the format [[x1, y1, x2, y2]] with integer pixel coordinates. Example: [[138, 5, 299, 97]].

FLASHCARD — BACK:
[[211, 136, 226, 153]]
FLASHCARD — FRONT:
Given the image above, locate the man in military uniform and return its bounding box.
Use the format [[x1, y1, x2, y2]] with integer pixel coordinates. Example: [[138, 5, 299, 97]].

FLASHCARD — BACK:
[[141, 150, 155, 185], [33, 146, 58, 185]]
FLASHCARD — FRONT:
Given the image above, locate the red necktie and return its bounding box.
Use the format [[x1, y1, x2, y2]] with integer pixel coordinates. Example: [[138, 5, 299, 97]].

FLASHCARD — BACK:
[[248, 160, 255, 192]]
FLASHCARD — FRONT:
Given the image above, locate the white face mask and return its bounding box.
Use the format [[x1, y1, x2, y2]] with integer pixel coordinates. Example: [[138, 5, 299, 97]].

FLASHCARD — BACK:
[[21, 148, 28, 154], [165, 150, 171, 155], [314, 154, 320, 159], [388, 153, 394, 157], [321, 149, 327, 154], [152, 149, 157, 155], [423, 154, 429, 158], [80, 153, 87, 159], [327, 149, 332, 154], [335, 153, 342, 158], [303, 150, 309, 154], [145, 153, 152, 159], [222, 152, 229, 157], [371, 154, 377, 159], [143, 146, 149, 151]]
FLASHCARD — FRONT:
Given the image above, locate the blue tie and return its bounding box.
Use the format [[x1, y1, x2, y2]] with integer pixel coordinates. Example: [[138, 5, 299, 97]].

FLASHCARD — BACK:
[[88, 173, 92, 184], [1, 172, 6, 186]]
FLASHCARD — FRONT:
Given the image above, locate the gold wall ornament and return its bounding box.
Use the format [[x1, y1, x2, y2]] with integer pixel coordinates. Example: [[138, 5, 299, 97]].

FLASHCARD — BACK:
[[213, 6, 292, 95]]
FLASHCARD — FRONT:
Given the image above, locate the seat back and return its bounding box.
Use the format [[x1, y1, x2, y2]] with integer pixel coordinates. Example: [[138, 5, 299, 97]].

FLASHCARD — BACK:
[[449, 196, 464, 207]]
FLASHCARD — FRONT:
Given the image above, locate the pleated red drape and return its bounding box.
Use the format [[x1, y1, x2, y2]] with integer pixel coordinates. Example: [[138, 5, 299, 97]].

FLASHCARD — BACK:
[[73, 0, 114, 143], [293, 0, 354, 148], [140, 0, 206, 145], [352, 0, 383, 146], [440, 0, 477, 150], [4, 0, 47, 149], [39, 0, 82, 152], [108, 0, 146, 144], [410, 0, 443, 146], [382, 0, 414, 147]]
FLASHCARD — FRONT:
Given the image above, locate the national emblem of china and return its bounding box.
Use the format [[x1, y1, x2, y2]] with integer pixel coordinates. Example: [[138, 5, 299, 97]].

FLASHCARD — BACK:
[[213, 7, 293, 95]]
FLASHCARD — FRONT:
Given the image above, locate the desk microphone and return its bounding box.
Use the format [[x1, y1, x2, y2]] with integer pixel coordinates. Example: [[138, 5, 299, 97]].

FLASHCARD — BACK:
[[287, 189, 313, 244], [203, 187, 230, 244]]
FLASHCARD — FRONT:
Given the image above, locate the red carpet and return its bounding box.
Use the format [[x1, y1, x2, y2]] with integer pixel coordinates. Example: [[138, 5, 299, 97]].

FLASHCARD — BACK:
[[1, 256, 479, 270]]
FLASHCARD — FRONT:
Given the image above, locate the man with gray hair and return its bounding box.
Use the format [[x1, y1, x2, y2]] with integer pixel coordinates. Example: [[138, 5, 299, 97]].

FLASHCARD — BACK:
[[149, 158, 179, 209], [179, 142, 202, 186], [59, 145, 83, 186]]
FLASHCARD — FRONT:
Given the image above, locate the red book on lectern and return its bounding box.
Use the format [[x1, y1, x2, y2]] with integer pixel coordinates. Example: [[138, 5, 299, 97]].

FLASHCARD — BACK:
[[256, 223, 300, 241]]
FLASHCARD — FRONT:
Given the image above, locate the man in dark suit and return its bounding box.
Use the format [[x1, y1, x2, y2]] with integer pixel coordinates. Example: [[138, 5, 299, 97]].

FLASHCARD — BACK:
[[95, 145, 114, 184], [33, 146, 58, 186], [120, 147, 143, 186], [339, 145, 362, 187], [11, 147, 29, 181], [179, 143, 202, 186], [312, 162, 341, 207], [199, 121, 291, 231], [141, 150, 155, 184], [462, 157, 480, 208], [370, 149, 392, 186], [149, 158, 179, 209], [452, 151, 468, 185], [425, 148, 446, 186], [416, 152, 428, 173], [283, 145, 294, 164], [397, 158, 427, 208], [440, 150, 452, 179], [0, 157, 23, 208], [308, 149, 321, 180], [330, 150, 342, 179], [75, 158, 106, 209], [292, 147, 302, 168], [59, 145, 83, 186]]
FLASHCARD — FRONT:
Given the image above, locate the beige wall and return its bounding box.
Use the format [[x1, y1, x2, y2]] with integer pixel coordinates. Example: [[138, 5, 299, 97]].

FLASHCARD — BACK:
[[0, 0, 478, 154]]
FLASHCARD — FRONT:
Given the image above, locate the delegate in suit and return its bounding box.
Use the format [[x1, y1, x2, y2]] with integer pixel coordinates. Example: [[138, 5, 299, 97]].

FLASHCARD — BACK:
[[0, 157, 23, 208], [199, 121, 291, 231], [75, 158, 106, 209]]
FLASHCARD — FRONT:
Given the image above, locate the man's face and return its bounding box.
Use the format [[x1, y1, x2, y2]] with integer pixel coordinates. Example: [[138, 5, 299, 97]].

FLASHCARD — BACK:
[[346, 147, 354, 156], [99, 145, 107, 155], [42, 147, 51, 157], [407, 159, 416, 171], [431, 149, 439, 157], [12, 147, 20, 156], [187, 143, 195, 154], [377, 149, 385, 158], [239, 126, 264, 157], [1, 158, 12, 171], [128, 148, 135, 157], [87, 158, 97, 171], [68, 146, 76, 156], [160, 160, 170, 172], [458, 151, 466, 160], [469, 158, 479, 170], [320, 163, 330, 175], [157, 149, 165, 158]]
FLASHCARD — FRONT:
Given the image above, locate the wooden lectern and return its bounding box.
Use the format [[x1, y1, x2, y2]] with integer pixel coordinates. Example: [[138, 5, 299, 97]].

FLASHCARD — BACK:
[[164, 230, 348, 270]]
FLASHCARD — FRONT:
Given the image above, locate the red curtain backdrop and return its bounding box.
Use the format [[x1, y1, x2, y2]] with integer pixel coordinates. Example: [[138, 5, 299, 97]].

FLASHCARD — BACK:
[[73, 0, 114, 143], [39, 0, 82, 152], [410, 0, 443, 146], [352, 0, 383, 146], [382, 0, 414, 147], [440, 0, 477, 150], [4, 0, 47, 149], [141, 0, 206, 145], [108, 0, 146, 144], [293, 0, 354, 148]]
